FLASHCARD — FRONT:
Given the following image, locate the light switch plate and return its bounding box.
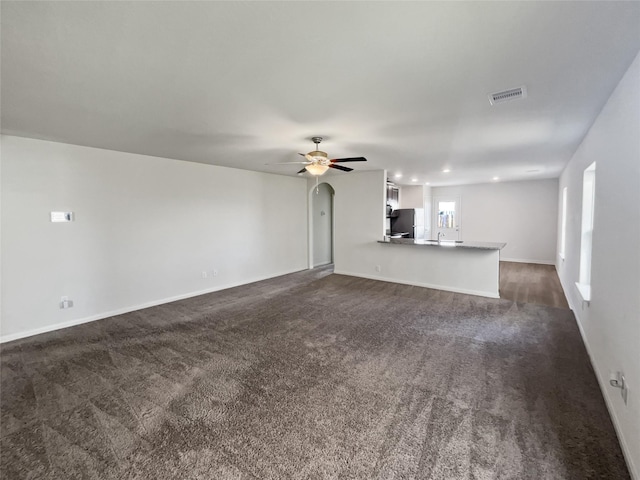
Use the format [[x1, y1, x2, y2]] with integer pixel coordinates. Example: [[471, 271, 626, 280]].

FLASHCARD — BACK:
[[51, 211, 74, 222]]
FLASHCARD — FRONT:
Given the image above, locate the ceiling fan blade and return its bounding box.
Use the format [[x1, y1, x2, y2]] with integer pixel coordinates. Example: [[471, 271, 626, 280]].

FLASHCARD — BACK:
[[329, 164, 353, 172], [330, 157, 367, 163], [297, 168, 307, 174], [266, 161, 309, 165]]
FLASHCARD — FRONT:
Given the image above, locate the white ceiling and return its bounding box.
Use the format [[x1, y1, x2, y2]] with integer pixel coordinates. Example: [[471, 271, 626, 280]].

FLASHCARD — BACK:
[[2, 1, 639, 186]]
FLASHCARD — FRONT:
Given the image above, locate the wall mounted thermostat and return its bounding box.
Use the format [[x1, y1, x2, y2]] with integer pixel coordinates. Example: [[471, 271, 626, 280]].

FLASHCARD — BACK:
[[51, 211, 74, 222]]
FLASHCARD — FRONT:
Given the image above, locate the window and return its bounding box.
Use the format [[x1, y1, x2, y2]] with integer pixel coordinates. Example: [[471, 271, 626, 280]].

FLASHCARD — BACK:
[[559, 187, 567, 259], [437, 201, 456, 228], [576, 162, 596, 302]]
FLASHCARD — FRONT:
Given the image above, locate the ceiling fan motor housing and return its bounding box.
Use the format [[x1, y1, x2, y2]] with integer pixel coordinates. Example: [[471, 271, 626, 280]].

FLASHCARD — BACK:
[[305, 150, 329, 165], [308, 137, 329, 163]]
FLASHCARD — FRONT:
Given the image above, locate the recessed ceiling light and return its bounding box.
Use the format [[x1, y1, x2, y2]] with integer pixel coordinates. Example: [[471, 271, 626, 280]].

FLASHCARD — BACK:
[[442, 169, 451, 173], [425, 182, 430, 185], [411, 178, 417, 182], [394, 173, 402, 179], [492, 176, 500, 181]]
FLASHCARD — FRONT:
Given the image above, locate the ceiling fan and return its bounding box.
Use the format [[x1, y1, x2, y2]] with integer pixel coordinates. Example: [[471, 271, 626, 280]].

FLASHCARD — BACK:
[[270, 137, 367, 176]]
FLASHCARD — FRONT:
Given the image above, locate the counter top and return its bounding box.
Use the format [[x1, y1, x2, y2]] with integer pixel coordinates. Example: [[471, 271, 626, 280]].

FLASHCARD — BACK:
[[378, 237, 506, 250]]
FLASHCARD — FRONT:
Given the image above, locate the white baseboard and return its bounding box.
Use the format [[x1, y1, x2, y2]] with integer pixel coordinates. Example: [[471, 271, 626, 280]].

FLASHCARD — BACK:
[[500, 257, 555, 265], [0, 268, 305, 344], [313, 261, 333, 268], [333, 270, 500, 298], [570, 307, 638, 480]]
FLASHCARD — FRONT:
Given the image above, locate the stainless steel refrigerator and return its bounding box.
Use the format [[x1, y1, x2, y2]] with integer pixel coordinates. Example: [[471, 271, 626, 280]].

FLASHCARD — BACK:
[[390, 208, 425, 239]]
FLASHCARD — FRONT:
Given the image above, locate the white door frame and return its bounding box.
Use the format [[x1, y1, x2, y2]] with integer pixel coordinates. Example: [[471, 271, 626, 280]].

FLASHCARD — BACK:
[[433, 195, 461, 240]]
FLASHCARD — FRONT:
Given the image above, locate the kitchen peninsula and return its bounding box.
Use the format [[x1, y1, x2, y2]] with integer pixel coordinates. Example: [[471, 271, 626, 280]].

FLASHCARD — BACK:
[[375, 237, 506, 298]]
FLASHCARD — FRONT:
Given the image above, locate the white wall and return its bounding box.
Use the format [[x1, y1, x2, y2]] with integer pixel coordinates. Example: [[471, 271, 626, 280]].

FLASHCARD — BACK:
[[323, 170, 387, 275], [399, 185, 423, 208], [424, 185, 432, 239], [1, 136, 308, 341], [556, 52, 640, 479], [312, 182, 333, 267], [432, 179, 559, 264]]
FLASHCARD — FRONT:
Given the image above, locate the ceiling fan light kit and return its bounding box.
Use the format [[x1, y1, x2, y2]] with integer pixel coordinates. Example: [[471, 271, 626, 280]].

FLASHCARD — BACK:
[[305, 163, 330, 175], [303, 137, 330, 175]]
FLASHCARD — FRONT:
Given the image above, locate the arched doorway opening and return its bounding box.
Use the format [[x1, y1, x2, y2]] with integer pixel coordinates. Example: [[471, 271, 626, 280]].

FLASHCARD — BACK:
[[309, 182, 335, 268]]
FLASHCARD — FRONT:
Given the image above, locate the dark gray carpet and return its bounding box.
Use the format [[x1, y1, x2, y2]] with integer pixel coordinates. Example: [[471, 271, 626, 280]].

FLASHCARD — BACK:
[[1, 267, 630, 479]]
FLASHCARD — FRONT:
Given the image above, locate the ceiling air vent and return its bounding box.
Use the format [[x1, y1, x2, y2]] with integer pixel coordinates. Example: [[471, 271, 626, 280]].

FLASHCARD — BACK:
[[489, 86, 527, 105]]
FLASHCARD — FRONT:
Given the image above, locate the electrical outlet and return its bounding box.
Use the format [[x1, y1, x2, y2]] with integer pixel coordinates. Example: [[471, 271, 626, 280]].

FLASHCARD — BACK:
[[610, 371, 629, 405], [59, 296, 74, 309], [375, 265, 381, 273], [202, 271, 208, 279], [212, 269, 218, 277]]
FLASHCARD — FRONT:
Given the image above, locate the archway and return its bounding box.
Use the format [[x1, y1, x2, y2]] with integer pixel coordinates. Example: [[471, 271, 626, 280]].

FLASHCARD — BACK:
[[309, 182, 335, 268]]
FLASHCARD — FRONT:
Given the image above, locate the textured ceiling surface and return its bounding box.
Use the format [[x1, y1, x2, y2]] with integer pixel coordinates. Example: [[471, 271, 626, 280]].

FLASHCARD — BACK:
[[2, 1, 639, 185]]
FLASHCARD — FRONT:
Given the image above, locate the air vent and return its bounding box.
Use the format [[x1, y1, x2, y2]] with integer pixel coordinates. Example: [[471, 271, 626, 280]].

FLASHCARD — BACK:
[[489, 86, 527, 105]]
